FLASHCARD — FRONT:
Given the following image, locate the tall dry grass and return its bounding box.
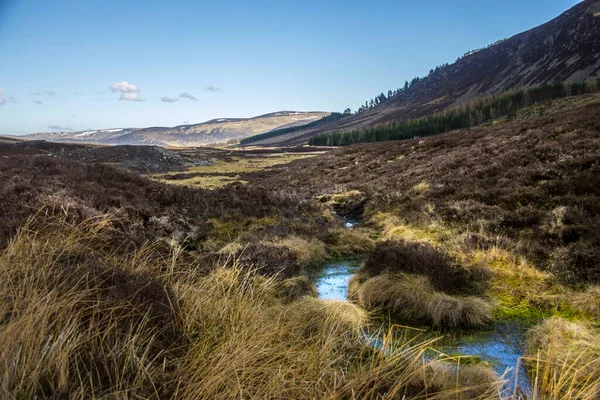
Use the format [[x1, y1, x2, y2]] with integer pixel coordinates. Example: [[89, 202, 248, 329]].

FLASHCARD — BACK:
[[0, 214, 510, 399], [524, 318, 600, 399], [350, 273, 493, 328]]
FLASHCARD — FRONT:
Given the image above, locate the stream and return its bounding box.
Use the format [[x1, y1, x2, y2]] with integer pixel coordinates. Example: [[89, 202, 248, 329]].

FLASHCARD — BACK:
[[311, 218, 532, 394]]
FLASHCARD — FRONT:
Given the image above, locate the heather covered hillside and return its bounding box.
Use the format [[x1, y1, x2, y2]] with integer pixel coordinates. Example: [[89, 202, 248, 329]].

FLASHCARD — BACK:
[[261, 95, 600, 284]]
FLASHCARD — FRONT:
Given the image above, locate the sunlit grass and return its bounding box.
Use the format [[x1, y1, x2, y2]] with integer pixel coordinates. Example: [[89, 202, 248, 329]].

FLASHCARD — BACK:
[[1, 214, 514, 399], [152, 152, 320, 189]]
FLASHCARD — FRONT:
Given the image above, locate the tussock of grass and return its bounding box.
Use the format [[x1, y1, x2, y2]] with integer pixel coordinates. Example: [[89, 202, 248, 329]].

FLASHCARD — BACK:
[[525, 318, 600, 399], [277, 275, 318, 301], [427, 293, 493, 328], [370, 216, 600, 322], [0, 216, 180, 398], [272, 235, 328, 265], [372, 212, 457, 247], [568, 286, 600, 318], [427, 358, 499, 399], [362, 239, 488, 295], [352, 273, 493, 328], [329, 227, 376, 256], [412, 181, 431, 194]]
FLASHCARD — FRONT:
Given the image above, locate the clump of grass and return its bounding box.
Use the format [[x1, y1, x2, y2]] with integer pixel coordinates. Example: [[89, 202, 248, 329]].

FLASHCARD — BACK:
[[427, 292, 493, 328], [371, 212, 458, 248], [272, 235, 328, 265], [568, 286, 600, 318], [352, 273, 493, 328], [319, 190, 367, 218], [427, 358, 499, 398], [470, 247, 562, 320], [329, 227, 376, 256], [525, 317, 600, 399], [412, 181, 431, 194], [0, 215, 181, 398], [362, 240, 489, 295], [277, 275, 318, 301]]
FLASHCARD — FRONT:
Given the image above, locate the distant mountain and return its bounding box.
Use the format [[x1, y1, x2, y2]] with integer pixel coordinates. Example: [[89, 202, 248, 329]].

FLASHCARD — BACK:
[[247, 0, 600, 146], [20, 111, 329, 147]]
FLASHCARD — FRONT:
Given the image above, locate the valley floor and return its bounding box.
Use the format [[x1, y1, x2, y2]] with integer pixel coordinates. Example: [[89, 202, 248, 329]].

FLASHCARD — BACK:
[[0, 94, 599, 398]]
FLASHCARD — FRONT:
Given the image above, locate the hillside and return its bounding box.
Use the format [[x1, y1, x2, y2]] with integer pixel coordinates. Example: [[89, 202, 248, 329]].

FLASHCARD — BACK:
[[247, 0, 600, 146], [257, 95, 600, 284], [19, 111, 329, 147]]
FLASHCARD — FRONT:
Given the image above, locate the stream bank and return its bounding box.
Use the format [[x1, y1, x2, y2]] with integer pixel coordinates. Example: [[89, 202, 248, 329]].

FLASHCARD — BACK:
[[312, 216, 532, 393]]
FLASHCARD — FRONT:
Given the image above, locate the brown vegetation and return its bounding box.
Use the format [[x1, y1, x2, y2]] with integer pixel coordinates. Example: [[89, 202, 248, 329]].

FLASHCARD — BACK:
[[260, 99, 600, 284], [0, 214, 508, 399]]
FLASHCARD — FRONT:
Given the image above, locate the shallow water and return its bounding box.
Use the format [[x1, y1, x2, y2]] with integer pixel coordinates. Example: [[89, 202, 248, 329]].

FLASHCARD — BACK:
[[313, 258, 531, 393], [312, 259, 361, 300], [436, 323, 531, 392]]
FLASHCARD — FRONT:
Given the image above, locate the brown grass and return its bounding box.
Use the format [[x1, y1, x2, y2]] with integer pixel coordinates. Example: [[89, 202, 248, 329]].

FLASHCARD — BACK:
[[0, 214, 509, 399], [525, 318, 600, 399], [351, 273, 493, 328]]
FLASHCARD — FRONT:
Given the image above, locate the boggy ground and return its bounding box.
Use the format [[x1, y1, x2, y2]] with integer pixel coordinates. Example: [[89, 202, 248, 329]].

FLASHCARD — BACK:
[[255, 95, 600, 397], [0, 149, 513, 399], [1, 95, 600, 398], [259, 96, 600, 286]]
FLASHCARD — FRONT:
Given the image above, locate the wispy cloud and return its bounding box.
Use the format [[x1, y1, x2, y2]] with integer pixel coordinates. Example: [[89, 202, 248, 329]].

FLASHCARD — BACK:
[[160, 92, 198, 103], [0, 89, 4, 96], [34, 100, 44, 105], [110, 81, 144, 101], [160, 96, 178, 103], [204, 85, 222, 92], [0, 89, 5, 106], [179, 92, 197, 100], [48, 125, 73, 131], [0, 99, 5, 106], [32, 90, 56, 97], [95, 91, 104, 96]]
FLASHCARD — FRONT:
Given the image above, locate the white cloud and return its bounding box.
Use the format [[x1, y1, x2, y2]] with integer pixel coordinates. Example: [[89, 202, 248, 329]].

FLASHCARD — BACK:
[[0, 89, 4, 96], [110, 81, 139, 93], [179, 92, 197, 100], [110, 81, 144, 101], [160, 96, 178, 103], [0, 99, 5, 106], [120, 92, 144, 102]]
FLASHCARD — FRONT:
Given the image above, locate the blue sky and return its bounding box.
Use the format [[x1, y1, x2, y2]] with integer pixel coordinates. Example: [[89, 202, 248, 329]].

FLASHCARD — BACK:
[[0, 0, 582, 135]]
